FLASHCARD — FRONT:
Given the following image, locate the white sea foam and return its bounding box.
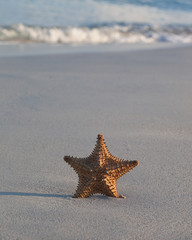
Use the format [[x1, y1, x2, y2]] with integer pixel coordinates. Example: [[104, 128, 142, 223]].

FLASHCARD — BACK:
[[0, 24, 192, 44]]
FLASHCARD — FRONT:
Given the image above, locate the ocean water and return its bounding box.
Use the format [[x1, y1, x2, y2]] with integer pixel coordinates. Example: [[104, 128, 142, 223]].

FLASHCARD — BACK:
[[0, 0, 192, 45]]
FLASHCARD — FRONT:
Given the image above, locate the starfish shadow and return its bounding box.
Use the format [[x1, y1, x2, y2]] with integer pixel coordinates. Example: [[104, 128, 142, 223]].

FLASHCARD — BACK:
[[0, 192, 72, 198]]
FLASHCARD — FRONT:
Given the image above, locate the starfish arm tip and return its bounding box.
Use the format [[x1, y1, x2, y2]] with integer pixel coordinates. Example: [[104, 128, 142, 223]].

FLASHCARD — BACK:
[[119, 195, 126, 199], [64, 155, 72, 163], [97, 134, 104, 139], [135, 160, 139, 166], [72, 195, 78, 198], [130, 160, 139, 167]]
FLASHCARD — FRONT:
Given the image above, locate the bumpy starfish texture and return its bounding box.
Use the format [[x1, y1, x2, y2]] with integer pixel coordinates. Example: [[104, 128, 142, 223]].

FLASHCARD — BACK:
[[64, 134, 139, 198]]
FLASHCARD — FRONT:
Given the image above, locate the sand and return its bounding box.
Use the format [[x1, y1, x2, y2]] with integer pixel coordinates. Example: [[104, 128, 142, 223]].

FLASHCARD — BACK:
[[0, 45, 192, 240]]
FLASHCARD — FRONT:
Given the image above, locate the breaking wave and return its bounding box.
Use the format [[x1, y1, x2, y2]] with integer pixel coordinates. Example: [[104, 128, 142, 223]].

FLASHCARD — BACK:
[[1, 23, 192, 44]]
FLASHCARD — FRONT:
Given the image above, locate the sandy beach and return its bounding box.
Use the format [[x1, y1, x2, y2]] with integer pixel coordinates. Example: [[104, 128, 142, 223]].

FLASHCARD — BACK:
[[0, 45, 192, 240]]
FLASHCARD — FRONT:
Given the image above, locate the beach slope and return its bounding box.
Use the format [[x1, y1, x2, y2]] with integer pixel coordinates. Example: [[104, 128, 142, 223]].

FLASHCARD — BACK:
[[0, 46, 192, 240]]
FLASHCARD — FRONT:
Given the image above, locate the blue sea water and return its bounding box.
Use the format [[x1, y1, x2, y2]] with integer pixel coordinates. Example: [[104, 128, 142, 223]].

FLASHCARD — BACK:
[[0, 0, 192, 44]]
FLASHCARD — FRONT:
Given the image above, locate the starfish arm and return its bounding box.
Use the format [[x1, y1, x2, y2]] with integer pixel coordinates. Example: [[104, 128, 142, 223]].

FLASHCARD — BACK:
[[115, 160, 139, 179], [73, 177, 96, 198], [106, 159, 139, 179], [64, 156, 91, 173], [100, 176, 120, 198]]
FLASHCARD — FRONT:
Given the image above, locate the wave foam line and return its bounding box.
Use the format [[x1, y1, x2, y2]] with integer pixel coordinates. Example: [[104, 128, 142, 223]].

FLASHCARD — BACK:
[[0, 24, 192, 44]]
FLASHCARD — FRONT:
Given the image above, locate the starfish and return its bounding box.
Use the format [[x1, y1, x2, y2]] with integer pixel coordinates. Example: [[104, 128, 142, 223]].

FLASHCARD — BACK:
[[64, 134, 139, 198]]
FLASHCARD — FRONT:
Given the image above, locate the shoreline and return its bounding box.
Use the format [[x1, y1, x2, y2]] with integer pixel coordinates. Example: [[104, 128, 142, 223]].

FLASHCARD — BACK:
[[1, 42, 192, 58]]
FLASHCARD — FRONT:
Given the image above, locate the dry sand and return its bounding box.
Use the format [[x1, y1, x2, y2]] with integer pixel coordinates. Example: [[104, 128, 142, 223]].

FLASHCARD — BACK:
[[0, 45, 192, 240]]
